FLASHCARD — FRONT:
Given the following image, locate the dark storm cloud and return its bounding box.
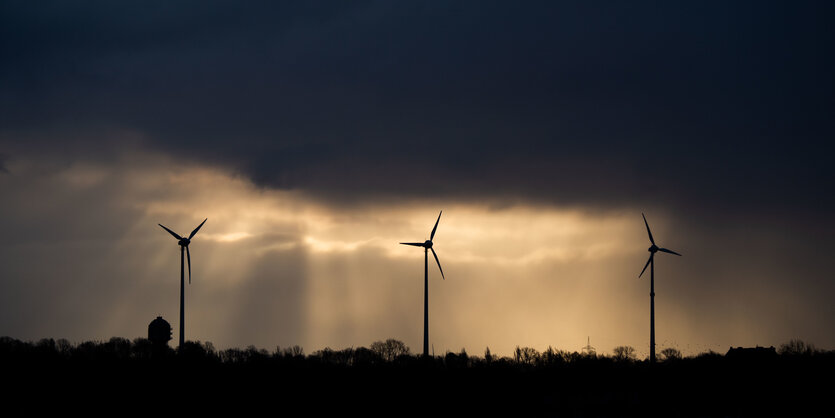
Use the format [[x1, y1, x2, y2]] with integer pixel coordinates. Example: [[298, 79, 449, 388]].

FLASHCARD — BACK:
[[2, 1, 834, 214]]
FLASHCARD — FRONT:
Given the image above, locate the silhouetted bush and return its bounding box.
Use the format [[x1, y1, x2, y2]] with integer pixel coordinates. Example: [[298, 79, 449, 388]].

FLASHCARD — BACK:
[[177, 340, 219, 363], [352, 346, 382, 366], [693, 350, 721, 360], [103, 337, 132, 359], [129, 337, 152, 359], [444, 348, 470, 368], [311, 347, 356, 366]]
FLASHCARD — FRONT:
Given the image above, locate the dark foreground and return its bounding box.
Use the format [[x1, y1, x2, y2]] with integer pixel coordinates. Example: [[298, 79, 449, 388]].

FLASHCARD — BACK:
[[2, 337, 832, 417]]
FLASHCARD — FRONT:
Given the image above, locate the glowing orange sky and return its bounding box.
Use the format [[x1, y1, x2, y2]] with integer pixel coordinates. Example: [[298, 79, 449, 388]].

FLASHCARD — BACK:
[[1, 149, 829, 357]]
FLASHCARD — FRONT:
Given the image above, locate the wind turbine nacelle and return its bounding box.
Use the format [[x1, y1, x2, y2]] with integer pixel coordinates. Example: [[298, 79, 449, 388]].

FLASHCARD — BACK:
[[424, 240, 433, 248], [179, 238, 191, 246]]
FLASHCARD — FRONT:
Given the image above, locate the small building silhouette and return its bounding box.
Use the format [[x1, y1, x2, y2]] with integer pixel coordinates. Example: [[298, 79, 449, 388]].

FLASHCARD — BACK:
[[726, 346, 777, 360], [148, 316, 172, 347]]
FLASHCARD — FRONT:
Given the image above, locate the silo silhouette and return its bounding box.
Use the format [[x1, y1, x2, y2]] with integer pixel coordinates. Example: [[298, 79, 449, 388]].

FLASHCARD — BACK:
[[148, 316, 172, 347]]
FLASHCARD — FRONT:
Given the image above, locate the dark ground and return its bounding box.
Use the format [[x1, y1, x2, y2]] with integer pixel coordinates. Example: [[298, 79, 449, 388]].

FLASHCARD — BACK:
[[2, 337, 831, 416]]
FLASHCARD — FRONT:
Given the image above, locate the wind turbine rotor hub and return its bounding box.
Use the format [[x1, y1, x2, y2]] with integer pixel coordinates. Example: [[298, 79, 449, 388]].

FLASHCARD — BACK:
[[424, 240, 433, 248], [649, 244, 658, 253], [179, 238, 191, 246]]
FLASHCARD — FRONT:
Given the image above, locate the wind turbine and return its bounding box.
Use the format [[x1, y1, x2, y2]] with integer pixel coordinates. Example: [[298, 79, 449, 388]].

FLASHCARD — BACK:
[[400, 211, 445, 358], [638, 213, 680, 364], [159, 218, 207, 348]]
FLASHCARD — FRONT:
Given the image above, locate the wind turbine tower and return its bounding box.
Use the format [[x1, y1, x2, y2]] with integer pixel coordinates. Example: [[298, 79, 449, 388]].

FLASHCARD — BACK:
[[638, 213, 681, 364], [159, 218, 207, 348], [400, 211, 446, 357]]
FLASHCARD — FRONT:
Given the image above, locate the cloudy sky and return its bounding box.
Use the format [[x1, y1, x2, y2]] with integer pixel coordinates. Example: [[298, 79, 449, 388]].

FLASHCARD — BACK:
[[1, 1, 833, 357]]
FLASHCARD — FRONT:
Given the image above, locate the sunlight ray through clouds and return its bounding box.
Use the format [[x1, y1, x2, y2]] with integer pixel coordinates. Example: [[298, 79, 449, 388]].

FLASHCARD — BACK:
[[1, 148, 832, 357]]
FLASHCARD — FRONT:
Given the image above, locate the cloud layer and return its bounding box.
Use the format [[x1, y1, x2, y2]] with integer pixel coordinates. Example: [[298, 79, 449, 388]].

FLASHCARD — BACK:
[[3, 1, 833, 212]]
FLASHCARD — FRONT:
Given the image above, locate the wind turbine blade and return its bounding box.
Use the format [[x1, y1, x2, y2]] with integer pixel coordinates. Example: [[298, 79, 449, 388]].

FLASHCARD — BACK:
[[642, 213, 655, 245], [187, 246, 192, 284], [400, 242, 425, 247], [158, 224, 182, 240], [431, 247, 445, 279], [639, 254, 652, 278], [189, 218, 207, 240], [430, 211, 442, 241], [659, 248, 682, 256]]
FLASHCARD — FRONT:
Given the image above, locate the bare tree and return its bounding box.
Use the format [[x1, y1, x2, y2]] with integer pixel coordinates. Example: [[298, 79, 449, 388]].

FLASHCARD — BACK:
[[779, 339, 816, 356], [541, 346, 564, 365], [278, 345, 304, 358], [514, 346, 540, 365], [370, 339, 411, 362], [659, 347, 682, 361], [56, 338, 73, 356], [612, 346, 637, 362]]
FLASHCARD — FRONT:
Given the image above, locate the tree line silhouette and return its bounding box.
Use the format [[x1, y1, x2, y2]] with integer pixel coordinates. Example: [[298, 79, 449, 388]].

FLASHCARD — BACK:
[[2, 336, 831, 415], [4, 335, 824, 365]]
